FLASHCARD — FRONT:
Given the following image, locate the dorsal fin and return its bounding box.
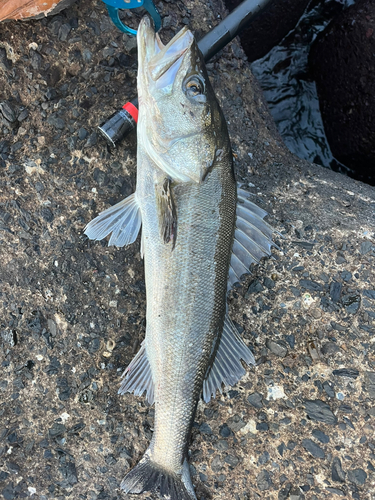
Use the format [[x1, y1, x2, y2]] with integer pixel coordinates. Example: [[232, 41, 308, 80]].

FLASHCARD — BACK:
[[228, 186, 277, 289]]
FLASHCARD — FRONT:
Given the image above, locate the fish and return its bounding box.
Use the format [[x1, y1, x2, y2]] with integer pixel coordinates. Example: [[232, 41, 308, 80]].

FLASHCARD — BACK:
[[84, 16, 276, 500]]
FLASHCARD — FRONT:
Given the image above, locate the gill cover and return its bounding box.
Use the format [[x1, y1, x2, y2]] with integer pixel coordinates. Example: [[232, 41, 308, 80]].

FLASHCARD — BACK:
[[137, 17, 227, 183]]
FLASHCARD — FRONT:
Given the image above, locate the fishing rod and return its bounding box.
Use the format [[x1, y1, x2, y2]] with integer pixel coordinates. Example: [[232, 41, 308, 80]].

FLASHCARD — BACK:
[[98, 0, 273, 147]]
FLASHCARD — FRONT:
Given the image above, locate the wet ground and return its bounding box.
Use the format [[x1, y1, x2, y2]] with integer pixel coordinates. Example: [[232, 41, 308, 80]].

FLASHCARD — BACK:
[[0, 0, 375, 499]]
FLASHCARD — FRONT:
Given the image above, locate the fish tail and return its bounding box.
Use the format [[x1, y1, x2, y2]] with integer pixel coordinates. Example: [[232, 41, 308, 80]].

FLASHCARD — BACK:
[[121, 451, 197, 500]]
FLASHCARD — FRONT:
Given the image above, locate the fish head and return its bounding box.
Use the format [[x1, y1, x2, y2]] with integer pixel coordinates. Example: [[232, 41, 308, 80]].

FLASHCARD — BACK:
[[137, 17, 229, 183]]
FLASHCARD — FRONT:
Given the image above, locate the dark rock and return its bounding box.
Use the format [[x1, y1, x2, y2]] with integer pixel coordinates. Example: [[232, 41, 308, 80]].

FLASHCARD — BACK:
[[30, 50, 42, 70], [330, 321, 346, 332], [363, 289, 375, 300], [60, 460, 78, 485], [290, 286, 301, 297], [364, 371, 375, 398], [299, 279, 322, 292], [321, 342, 340, 356], [347, 468, 367, 486], [266, 338, 288, 357], [0, 102, 17, 123], [278, 482, 292, 500], [245, 279, 264, 297], [41, 207, 54, 223], [199, 423, 212, 435], [360, 241, 373, 255], [224, 454, 239, 467], [277, 442, 287, 456], [1, 484, 15, 500], [312, 429, 329, 444], [257, 469, 272, 491], [49, 423, 66, 438], [332, 457, 345, 482], [47, 114, 65, 129], [304, 399, 337, 424], [309, 0, 375, 181], [332, 368, 359, 379], [329, 281, 342, 303], [17, 109, 29, 122], [0, 48, 12, 71], [284, 334, 295, 348], [227, 414, 245, 432], [85, 131, 98, 147], [247, 392, 263, 408], [289, 487, 305, 500], [59, 24, 72, 42], [302, 438, 325, 458], [256, 422, 269, 431], [263, 277, 275, 289], [341, 293, 360, 314], [78, 127, 88, 140], [258, 451, 270, 465], [6, 462, 20, 473], [219, 424, 232, 438]]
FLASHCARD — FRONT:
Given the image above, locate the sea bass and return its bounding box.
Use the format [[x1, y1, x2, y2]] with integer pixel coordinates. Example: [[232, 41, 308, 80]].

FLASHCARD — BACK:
[[85, 16, 275, 500]]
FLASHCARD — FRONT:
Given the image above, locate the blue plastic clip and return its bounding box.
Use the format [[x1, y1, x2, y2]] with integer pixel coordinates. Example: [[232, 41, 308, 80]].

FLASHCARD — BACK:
[[102, 0, 161, 36]]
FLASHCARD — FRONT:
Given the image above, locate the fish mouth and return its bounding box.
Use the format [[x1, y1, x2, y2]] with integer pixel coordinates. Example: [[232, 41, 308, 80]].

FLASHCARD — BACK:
[[137, 16, 194, 87]]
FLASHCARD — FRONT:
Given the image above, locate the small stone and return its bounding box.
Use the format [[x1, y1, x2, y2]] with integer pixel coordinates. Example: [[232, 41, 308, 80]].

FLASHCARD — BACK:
[[341, 271, 352, 282], [30, 49, 42, 70], [247, 392, 263, 408], [199, 423, 212, 435], [299, 279, 323, 292], [363, 289, 375, 300], [277, 442, 287, 456], [258, 451, 270, 465], [289, 487, 305, 500], [302, 438, 325, 458], [290, 286, 301, 297], [0, 101, 17, 122], [332, 368, 359, 379], [245, 279, 264, 297], [332, 457, 345, 482], [49, 422, 66, 438], [85, 131, 98, 147], [47, 114, 65, 129], [278, 482, 292, 500], [41, 207, 54, 223], [341, 293, 360, 314], [257, 469, 272, 491], [304, 399, 337, 424], [321, 342, 340, 356], [364, 371, 375, 398], [224, 454, 239, 467], [59, 24, 72, 42], [1, 484, 15, 500], [312, 429, 329, 443], [263, 277, 275, 289], [266, 339, 288, 357], [347, 468, 367, 486], [284, 334, 295, 348], [78, 127, 88, 140], [329, 282, 342, 302], [219, 424, 231, 438], [227, 414, 246, 432], [360, 241, 373, 255]]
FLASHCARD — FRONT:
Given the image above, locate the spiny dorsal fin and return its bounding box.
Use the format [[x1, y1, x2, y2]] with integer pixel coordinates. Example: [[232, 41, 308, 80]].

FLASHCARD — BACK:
[[84, 192, 142, 247], [203, 315, 255, 403], [228, 186, 278, 289], [118, 342, 154, 405]]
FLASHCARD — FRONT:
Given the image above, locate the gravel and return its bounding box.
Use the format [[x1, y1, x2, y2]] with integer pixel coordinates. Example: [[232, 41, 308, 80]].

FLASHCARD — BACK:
[[0, 0, 374, 498]]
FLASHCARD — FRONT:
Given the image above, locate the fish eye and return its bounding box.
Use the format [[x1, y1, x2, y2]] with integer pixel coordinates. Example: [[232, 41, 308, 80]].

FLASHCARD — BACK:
[[184, 76, 206, 102]]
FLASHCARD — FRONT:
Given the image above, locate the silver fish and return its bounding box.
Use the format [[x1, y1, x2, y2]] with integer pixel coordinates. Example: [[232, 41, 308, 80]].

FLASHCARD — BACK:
[[85, 17, 275, 500]]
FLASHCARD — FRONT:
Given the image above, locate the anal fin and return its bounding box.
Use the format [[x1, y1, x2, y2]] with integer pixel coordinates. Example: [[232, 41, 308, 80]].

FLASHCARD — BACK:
[[84, 192, 141, 247], [118, 341, 154, 405], [203, 315, 255, 403]]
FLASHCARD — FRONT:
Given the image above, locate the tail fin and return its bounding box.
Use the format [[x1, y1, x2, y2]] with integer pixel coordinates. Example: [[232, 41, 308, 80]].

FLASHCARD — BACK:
[[121, 452, 197, 500]]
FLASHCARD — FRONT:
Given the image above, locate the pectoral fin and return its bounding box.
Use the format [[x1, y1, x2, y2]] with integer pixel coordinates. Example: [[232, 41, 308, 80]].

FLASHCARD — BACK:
[[84, 193, 142, 247], [156, 178, 177, 249], [203, 315, 255, 403]]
